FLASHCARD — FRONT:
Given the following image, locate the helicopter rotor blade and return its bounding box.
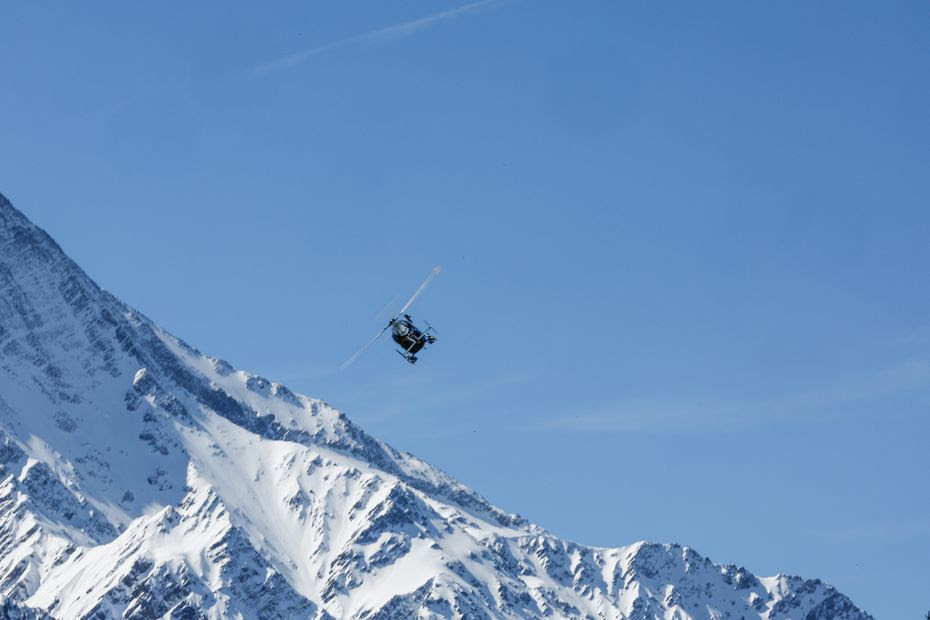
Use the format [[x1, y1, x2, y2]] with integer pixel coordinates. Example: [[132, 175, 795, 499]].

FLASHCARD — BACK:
[[339, 323, 391, 370], [374, 293, 402, 322], [396, 265, 441, 318]]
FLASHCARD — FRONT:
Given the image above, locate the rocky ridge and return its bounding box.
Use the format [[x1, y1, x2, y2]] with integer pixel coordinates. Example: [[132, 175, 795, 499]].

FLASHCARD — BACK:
[[0, 192, 872, 619]]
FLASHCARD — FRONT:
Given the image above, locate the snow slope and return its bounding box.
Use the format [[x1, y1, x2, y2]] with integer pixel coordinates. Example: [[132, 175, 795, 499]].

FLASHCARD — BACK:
[[0, 192, 873, 619]]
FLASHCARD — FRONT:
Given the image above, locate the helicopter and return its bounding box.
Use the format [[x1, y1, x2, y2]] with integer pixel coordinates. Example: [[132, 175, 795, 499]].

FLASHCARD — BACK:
[[340, 266, 441, 369]]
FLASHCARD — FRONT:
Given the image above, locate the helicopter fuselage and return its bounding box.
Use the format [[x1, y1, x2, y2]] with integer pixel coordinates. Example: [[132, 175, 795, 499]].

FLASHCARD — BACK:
[[391, 316, 428, 354]]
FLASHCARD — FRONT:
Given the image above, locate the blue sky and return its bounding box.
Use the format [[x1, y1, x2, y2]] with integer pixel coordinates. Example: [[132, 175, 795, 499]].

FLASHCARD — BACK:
[[2, 2, 929, 616]]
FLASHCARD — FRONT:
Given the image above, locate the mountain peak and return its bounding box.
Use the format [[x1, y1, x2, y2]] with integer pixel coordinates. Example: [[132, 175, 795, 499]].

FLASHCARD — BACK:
[[0, 193, 873, 618], [0, 191, 72, 271]]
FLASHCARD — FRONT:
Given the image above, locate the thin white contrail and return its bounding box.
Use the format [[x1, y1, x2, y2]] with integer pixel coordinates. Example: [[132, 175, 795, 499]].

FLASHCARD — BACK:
[[251, 0, 504, 75]]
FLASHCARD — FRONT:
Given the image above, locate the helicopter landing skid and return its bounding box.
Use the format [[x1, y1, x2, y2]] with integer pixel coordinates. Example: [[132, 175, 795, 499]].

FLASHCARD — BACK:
[[396, 349, 418, 364]]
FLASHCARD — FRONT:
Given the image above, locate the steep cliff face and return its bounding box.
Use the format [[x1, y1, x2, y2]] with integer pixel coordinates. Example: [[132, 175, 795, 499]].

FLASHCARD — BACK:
[[0, 193, 872, 619]]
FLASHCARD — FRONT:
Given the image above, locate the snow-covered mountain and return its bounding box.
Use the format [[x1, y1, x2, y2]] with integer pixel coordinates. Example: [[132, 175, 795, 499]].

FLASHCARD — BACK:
[[0, 192, 872, 619]]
